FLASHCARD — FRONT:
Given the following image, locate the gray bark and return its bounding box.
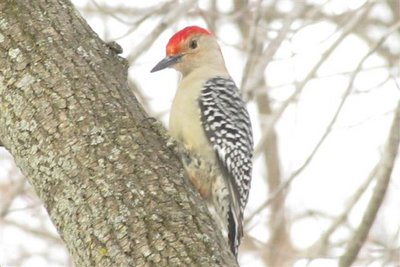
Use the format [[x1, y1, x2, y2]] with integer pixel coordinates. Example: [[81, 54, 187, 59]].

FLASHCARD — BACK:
[[0, 0, 237, 266]]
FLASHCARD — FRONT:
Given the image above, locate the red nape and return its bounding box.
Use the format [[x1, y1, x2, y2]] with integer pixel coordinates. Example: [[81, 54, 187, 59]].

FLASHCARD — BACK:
[[166, 26, 212, 56]]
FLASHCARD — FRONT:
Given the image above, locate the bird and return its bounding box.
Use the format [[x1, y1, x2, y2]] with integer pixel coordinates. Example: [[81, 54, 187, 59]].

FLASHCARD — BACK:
[[151, 25, 253, 257]]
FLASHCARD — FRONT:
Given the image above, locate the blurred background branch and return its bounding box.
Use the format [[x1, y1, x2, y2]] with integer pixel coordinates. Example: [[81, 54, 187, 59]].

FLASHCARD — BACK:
[[339, 99, 400, 266]]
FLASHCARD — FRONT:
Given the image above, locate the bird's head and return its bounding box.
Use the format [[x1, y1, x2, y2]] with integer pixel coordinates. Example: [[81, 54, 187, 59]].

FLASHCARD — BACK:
[[151, 26, 225, 76]]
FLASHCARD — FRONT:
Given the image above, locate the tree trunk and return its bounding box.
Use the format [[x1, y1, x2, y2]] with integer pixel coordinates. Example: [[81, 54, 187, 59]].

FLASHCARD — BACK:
[[0, 0, 237, 266]]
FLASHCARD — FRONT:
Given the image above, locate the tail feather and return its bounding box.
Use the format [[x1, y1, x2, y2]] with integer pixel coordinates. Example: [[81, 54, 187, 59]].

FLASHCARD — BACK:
[[227, 206, 242, 257], [211, 175, 243, 258]]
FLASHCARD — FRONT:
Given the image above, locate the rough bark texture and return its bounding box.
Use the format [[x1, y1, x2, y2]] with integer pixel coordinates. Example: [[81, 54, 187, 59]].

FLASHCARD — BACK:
[[0, 0, 237, 266]]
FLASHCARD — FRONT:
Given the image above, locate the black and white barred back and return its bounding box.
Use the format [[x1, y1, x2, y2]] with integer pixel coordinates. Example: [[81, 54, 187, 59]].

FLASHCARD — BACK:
[[199, 76, 253, 256]]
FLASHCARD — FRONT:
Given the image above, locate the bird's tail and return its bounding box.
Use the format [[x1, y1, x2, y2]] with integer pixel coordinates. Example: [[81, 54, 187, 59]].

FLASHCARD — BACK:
[[211, 175, 243, 258], [228, 205, 243, 257]]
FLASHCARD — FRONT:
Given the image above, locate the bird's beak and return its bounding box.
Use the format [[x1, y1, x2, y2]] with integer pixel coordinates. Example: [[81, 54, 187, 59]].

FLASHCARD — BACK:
[[150, 55, 182, 73]]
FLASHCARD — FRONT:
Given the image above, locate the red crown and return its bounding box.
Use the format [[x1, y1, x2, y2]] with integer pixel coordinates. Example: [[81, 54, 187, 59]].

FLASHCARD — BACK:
[[166, 26, 211, 56]]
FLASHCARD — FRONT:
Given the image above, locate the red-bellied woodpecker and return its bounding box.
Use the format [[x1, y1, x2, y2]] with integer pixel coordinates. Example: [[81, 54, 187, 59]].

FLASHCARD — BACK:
[[151, 25, 253, 257]]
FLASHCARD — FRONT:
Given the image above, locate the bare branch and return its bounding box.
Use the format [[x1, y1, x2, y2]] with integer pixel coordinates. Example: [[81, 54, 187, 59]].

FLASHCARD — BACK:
[[3, 218, 64, 244], [240, 0, 266, 93], [0, 178, 25, 218], [242, 2, 305, 97], [307, 163, 378, 257], [254, 2, 374, 156], [127, 0, 197, 63], [247, 11, 399, 225], [339, 99, 400, 267], [336, 23, 400, 267]]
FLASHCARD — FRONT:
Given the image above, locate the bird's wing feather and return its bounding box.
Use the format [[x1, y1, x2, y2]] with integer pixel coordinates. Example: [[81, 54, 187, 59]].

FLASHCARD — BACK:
[[198, 76, 253, 222]]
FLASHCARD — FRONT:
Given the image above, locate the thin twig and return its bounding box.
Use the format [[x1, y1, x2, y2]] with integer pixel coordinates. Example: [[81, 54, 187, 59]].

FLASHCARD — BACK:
[[0, 179, 26, 217], [127, 77, 151, 113], [307, 163, 378, 257], [240, 0, 265, 93], [247, 8, 398, 225], [113, 2, 175, 41], [127, 0, 197, 63], [2, 218, 63, 244], [201, 0, 217, 33], [242, 2, 305, 98], [87, 0, 173, 26], [252, 64, 389, 95], [254, 2, 373, 156]]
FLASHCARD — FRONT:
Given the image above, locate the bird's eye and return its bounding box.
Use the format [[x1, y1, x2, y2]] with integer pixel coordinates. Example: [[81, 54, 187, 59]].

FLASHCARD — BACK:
[[189, 39, 198, 49]]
